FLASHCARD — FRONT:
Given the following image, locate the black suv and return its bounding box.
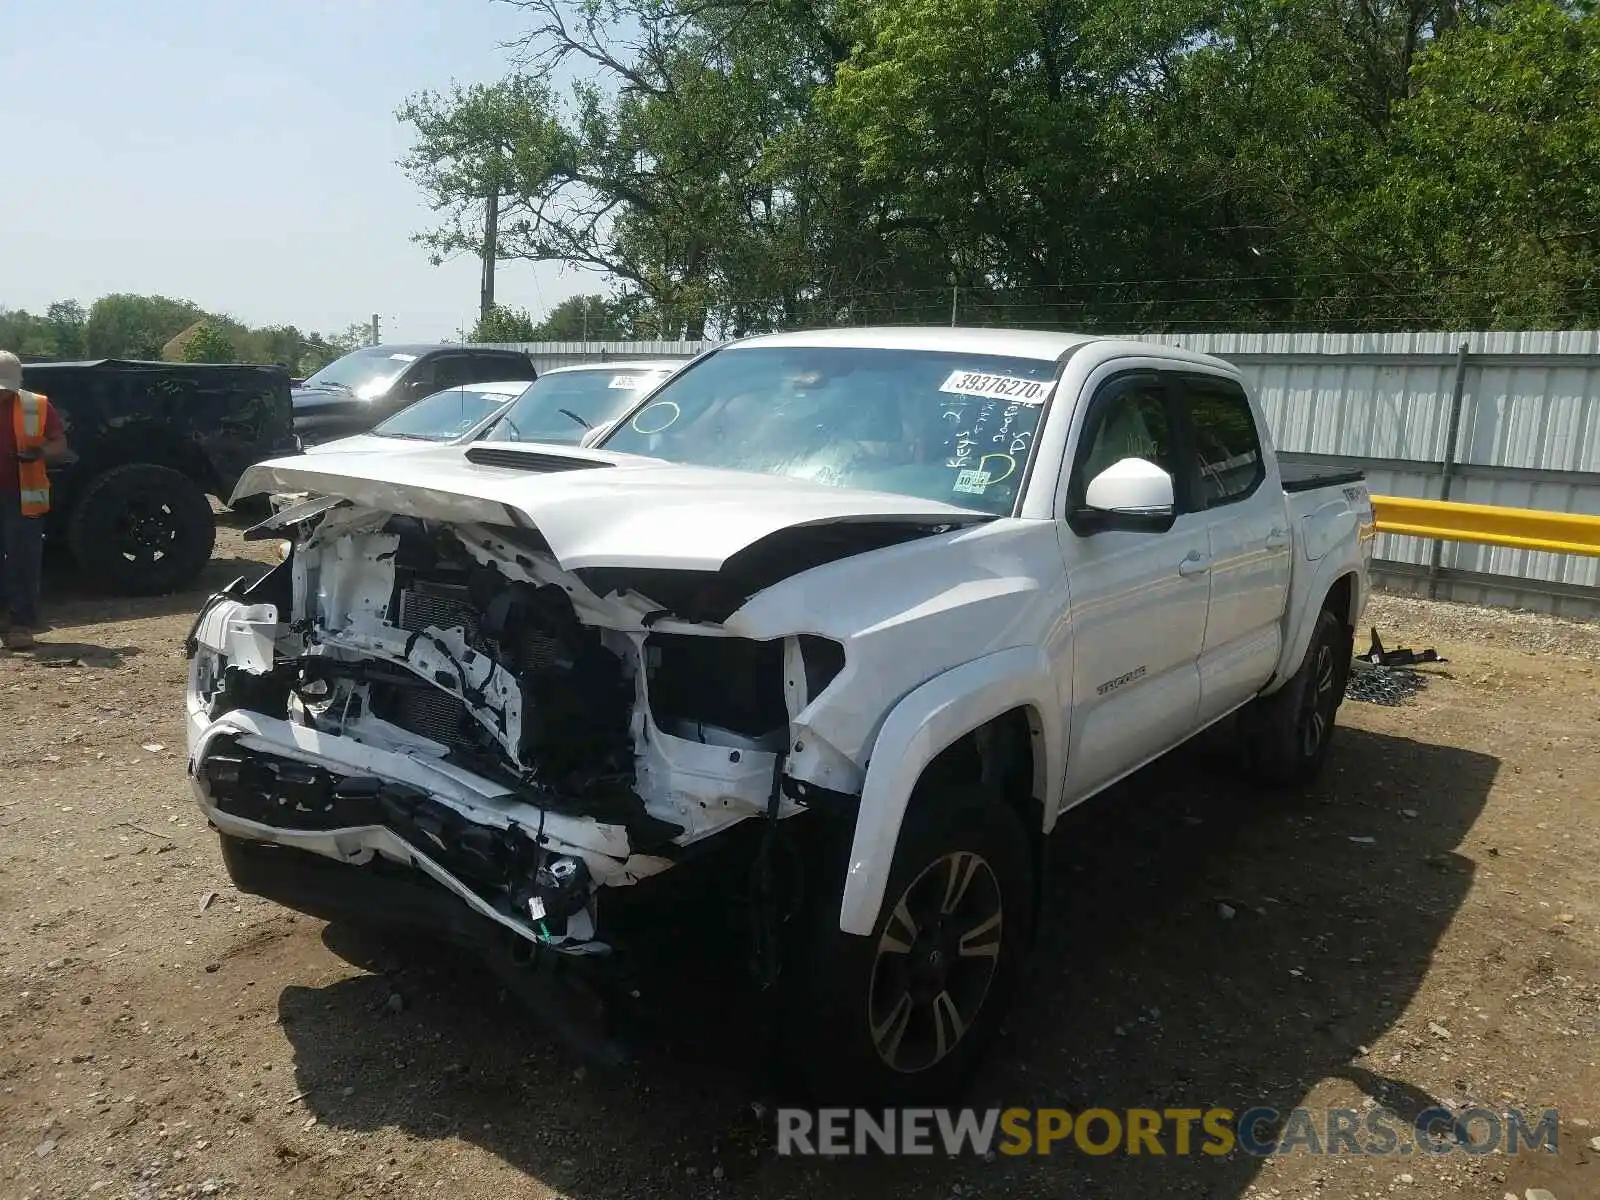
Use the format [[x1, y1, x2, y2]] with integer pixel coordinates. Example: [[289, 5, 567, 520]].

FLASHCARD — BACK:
[[293, 344, 538, 444], [20, 359, 298, 595]]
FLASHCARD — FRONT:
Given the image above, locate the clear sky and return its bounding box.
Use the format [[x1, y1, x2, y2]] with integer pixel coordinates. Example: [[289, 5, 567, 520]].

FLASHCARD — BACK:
[[1, 0, 600, 341]]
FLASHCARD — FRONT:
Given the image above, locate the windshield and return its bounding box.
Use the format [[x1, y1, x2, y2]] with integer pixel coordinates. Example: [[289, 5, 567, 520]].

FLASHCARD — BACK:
[[371, 385, 522, 442], [482, 366, 675, 445], [596, 346, 1057, 515], [301, 347, 418, 397]]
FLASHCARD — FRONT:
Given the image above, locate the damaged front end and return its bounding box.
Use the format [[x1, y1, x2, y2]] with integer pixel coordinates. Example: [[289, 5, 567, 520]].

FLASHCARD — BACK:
[[186, 503, 856, 967]]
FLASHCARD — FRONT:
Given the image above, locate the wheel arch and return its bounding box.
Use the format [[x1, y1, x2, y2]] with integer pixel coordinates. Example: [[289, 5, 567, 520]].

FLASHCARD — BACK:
[[1323, 572, 1358, 628], [1266, 561, 1363, 694], [837, 646, 1062, 937], [53, 429, 223, 522]]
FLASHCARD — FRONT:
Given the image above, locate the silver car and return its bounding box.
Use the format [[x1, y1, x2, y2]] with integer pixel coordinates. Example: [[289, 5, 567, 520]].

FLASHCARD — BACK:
[[302, 379, 535, 456], [471, 360, 684, 447]]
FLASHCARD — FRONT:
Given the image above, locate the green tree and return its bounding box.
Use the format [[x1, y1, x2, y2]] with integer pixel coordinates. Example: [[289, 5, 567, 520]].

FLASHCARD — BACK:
[[524, 294, 636, 340], [397, 1, 874, 339], [334, 322, 373, 351], [471, 303, 538, 342], [0, 307, 54, 358], [44, 300, 87, 359], [236, 324, 304, 369], [297, 335, 344, 376], [177, 321, 236, 363], [3, 295, 389, 374], [297, 324, 371, 375], [1336, 1, 1600, 327], [85, 293, 205, 358]]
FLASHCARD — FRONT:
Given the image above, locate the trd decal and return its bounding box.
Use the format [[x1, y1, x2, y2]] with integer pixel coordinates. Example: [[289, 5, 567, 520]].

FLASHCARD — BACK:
[[1097, 665, 1148, 696]]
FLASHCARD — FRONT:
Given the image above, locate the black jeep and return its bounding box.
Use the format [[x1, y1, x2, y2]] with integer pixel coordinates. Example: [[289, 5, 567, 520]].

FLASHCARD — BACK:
[[20, 359, 297, 596]]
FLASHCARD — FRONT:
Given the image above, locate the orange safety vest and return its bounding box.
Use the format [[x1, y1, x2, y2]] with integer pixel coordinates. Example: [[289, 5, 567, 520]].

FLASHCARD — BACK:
[[11, 390, 52, 517]]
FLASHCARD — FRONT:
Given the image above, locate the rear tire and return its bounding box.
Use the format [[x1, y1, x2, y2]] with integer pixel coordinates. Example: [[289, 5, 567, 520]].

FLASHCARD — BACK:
[[1239, 606, 1351, 786], [780, 790, 1033, 1105], [66, 463, 216, 596]]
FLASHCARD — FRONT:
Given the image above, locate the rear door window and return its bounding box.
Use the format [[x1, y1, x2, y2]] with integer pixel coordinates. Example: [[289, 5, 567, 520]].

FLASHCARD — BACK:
[[427, 355, 480, 390], [1181, 376, 1264, 507], [462, 354, 522, 385]]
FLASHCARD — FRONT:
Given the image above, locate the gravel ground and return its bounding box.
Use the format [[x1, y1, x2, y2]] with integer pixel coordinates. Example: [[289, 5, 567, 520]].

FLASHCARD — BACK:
[[2, 529, 1597, 1200]]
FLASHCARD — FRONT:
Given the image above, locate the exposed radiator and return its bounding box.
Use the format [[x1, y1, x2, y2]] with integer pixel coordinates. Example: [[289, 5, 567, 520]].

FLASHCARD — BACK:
[[401, 579, 571, 677], [387, 581, 483, 753], [388, 685, 476, 751], [398, 581, 478, 640], [519, 632, 568, 674], [384, 579, 576, 756]]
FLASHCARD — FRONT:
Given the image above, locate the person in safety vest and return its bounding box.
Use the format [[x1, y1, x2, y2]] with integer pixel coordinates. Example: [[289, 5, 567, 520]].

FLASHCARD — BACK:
[[0, 350, 70, 650]]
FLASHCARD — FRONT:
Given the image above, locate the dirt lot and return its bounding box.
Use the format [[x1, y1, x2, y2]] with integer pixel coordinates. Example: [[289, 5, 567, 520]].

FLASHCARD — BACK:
[[3, 525, 1598, 1200]]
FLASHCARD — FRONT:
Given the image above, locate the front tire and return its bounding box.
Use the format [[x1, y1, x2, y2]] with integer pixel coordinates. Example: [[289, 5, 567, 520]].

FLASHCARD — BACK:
[[66, 463, 216, 596], [781, 792, 1033, 1105], [1239, 606, 1351, 786]]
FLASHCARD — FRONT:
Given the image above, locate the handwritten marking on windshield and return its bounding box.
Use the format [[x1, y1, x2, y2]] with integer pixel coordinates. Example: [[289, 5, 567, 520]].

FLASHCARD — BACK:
[[977, 453, 1017, 483], [630, 400, 681, 435], [946, 397, 998, 468]]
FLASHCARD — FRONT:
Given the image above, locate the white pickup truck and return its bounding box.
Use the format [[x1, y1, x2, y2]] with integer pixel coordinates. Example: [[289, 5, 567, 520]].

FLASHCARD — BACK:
[[185, 327, 1374, 1102]]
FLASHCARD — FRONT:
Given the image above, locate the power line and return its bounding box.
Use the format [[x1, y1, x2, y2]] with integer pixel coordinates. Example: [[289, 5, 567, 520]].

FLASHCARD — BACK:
[[696, 263, 1570, 304]]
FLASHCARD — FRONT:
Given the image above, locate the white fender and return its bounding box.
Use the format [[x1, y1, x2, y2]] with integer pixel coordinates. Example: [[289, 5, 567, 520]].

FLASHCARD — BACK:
[[837, 645, 1065, 937], [1266, 548, 1366, 693]]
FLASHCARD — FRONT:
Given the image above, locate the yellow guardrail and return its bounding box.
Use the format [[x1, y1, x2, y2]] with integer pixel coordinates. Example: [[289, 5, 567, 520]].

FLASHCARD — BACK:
[[1371, 495, 1600, 558]]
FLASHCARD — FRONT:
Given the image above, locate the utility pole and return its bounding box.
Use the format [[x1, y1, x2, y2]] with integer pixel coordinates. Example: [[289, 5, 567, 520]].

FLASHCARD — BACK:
[[370, 314, 380, 346], [479, 185, 499, 328], [479, 148, 503, 331], [950, 285, 958, 327]]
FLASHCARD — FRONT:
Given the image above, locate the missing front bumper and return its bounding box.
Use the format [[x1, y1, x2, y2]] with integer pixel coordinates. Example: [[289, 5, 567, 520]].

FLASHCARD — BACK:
[[198, 735, 610, 952], [216, 832, 631, 1066]]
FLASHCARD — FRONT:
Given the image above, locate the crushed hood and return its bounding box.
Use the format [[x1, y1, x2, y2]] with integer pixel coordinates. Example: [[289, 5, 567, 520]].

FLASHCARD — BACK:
[[234, 443, 990, 574]]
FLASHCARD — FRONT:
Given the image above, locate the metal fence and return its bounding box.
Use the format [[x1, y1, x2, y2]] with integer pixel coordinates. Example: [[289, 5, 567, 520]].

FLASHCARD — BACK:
[[496, 331, 1600, 620], [1165, 331, 1600, 619], [503, 340, 706, 375]]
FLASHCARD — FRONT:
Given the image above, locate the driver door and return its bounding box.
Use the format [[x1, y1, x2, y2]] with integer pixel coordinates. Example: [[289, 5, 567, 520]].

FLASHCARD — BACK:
[[1058, 371, 1210, 802]]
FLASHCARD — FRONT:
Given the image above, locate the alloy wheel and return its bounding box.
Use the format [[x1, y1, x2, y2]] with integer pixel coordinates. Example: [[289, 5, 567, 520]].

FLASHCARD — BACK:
[[866, 850, 1004, 1074], [1299, 641, 1338, 758]]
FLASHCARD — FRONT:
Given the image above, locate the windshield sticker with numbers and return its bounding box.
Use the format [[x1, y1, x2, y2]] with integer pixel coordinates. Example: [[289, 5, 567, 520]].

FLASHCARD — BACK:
[[608, 374, 646, 389], [953, 468, 993, 495], [939, 370, 1051, 404]]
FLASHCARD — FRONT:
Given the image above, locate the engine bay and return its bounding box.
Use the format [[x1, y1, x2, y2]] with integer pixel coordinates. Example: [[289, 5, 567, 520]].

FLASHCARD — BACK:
[[187, 504, 840, 954]]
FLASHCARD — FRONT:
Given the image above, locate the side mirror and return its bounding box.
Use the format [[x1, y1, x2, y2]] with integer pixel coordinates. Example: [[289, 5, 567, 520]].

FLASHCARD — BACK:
[[1070, 457, 1177, 535]]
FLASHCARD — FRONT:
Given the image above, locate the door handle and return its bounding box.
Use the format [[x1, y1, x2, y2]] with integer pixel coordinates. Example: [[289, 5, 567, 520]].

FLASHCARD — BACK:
[[1265, 527, 1291, 550], [1179, 553, 1211, 578]]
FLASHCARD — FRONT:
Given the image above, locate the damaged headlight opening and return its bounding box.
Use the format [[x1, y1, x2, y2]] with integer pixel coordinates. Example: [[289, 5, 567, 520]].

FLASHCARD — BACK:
[[188, 505, 849, 962]]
